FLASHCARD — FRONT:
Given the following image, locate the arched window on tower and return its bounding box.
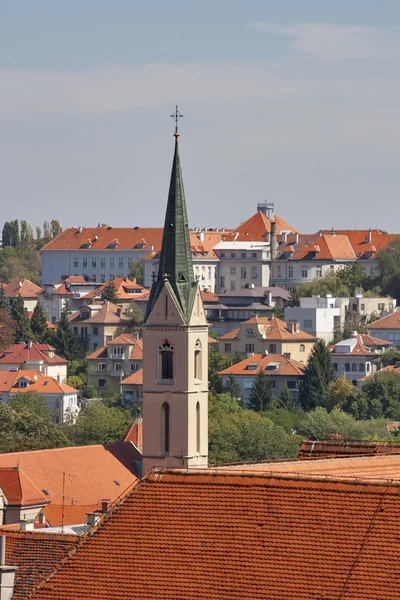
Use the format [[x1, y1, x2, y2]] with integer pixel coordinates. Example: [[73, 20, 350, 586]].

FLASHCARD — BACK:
[[161, 402, 170, 452], [194, 340, 202, 381], [196, 401, 200, 454], [159, 340, 174, 381]]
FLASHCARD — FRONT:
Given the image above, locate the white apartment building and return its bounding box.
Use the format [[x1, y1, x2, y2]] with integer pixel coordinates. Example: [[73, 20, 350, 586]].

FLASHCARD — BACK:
[[213, 240, 271, 293]]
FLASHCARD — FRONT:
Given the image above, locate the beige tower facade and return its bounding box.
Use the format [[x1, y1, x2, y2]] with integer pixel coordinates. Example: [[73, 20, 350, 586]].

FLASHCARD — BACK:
[[142, 131, 208, 474]]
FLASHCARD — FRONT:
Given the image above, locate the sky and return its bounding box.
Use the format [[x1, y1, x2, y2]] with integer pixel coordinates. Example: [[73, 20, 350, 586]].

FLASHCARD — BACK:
[[0, 0, 399, 233]]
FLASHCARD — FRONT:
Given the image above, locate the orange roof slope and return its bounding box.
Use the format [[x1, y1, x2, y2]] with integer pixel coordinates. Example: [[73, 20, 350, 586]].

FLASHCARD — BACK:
[[235, 211, 298, 241], [299, 440, 400, 461], [4, 278, 43, 298], [120, 368, 143, 386], [69, 301, 130, 325], [0, 370, 78, 395], [320, 229, 400, 259], [0, 467, 47, 505], [31, 469, 400, 600], [368, 311, 400, 329], [220, 353, 306, 377], [123, 421, 143, 451], [81, 277, 149, 302], [293, 234, 356, 261], [0, 342, 67, 365], [0, 443, 140, 509], [41, 227, 163, 251], [220, 316, 316, 342], [4, 531, 79, 600]]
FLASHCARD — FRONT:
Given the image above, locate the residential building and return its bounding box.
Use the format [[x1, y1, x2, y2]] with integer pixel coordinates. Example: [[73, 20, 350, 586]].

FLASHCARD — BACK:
[[142, 128, 209, 473], [329, 334, 384, 383], [218, 316, 317, 363], [40, 276, 100, 323], [3, 278, 43, 311], [205, 285, 290, 335], [120, 368, 143, 404], [80, 277, 149, 313], [69, 300, 130, 352], [87, 333, 143, 392], [0, 369, 79, 423], [367, 311, 400, 344], [213, 240, 272, 293], [220, 352, 306, 402], [0, 342, 68, 381]]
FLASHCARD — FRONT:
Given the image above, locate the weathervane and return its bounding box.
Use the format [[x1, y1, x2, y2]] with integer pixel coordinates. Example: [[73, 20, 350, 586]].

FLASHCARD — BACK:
[[170, 104, 183, 138]]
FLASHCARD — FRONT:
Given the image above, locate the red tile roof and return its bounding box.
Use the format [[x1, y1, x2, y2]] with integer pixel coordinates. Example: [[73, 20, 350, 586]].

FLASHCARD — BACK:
[[220, 353, 306, 377], [81, 277, 149, 302], [4, 530, 79, 600], [218, 327, 240, 341], [42, 504, 102, 527], [330, 335, 378, 357], [120, 368, 143, 386], [358, 333, 391, 348], [0, 467, 47, 505], [368, 311, 400, 330], [0, 370, 77, 395], [123, 421, 143, 451], [0, 342, 67, 365], [41, 227, 163, 252], [69, 301, 130, 325], [299, 440, 400, 461], [30, 468, 400, 600], [320, 229, 400, 259], [219, 316, 316, 342], [235, 211, 298, 241], [4, 278, 43, 299], [292, 234, 356, 261], [0, 443, 140, 515], [87, 335, 143, 361]]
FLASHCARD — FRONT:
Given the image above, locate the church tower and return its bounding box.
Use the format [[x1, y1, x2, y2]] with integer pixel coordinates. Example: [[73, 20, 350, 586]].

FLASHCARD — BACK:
[[142, 113, 208, 474]]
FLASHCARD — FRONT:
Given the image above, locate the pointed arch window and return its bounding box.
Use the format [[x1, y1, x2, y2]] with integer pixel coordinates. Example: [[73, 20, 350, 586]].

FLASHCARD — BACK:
[[196, 401, 200, 454], [194, 339, 202, 381], [161, 402, 170, 452], [159, 340, 174, 381]]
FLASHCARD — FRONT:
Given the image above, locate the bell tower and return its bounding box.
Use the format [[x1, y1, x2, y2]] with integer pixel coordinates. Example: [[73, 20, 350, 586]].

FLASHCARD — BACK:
[[142, 110, 208, 474]]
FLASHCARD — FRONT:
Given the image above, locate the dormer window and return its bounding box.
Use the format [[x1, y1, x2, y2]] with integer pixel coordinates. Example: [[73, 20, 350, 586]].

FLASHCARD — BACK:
[[246, 363, 258, 371], [108, 238, 119, 249], [135, 243, 145, 249], [18, 379, 29, 388], [81, 239, 92, 249]]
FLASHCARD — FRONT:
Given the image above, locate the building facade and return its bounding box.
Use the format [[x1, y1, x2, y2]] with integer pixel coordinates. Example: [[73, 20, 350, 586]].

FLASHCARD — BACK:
[[87, 333, 143, 392]]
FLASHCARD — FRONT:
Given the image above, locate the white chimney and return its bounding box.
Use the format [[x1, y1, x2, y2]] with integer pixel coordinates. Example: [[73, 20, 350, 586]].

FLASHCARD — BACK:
[[20, 519, 34, 532], [281, 232, 287, 244], [198, 232, 204, 242], [368, 228, 372, 244], [0, 536, 17, 600]]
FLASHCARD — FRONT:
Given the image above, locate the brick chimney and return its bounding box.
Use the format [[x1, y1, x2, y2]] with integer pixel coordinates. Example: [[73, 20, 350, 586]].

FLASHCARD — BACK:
[[0, 536, 17, 600], [270, 221, 277, 259]]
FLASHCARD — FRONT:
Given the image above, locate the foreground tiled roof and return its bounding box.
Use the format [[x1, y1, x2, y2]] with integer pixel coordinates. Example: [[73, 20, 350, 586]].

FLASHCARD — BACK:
[[0, 466, 47, 505], [123, 421, 143, 451], [31, 468, 400, 599], [299, 440, 400, 461], [368, 311, 400, 329], [4, 278, 43, 298], [4, 530, 79, 600], [0, 443, 140, 521], [219, 353, 306, 377], [0, 342, 67, 365]]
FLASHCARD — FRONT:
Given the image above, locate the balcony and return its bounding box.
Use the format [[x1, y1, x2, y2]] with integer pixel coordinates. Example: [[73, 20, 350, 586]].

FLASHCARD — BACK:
[[110, 353, 126, 360]]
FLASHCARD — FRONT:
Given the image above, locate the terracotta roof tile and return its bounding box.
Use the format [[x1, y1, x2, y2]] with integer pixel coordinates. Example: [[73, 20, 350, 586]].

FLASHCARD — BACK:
[[81, 277, 149, 302], [299, 440, 400, 461], [4, 278, 43, 299], [219, 353, 306, 377], [0, 370, 78, 395], [218, 327, 240, 341], [69, 301, 129, 325], [41, 227, 163, 251], [0, 467, 47, 505], [120, 368, 143, 386], [368, 311, 400, 329], [30, 468, 400, 600], [123, 421, 143, 451], [0, 342, 67, 365], [235, 211, 298, 241], [293, 234, 356, 261]]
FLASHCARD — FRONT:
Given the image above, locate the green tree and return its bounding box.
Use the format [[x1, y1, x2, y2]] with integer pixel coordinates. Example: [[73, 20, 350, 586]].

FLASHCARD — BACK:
[[336, 262, 375, 294], [0, 309, 16, 351], [11, 295, 32, 342], [326, 378, 355, 411], [20, 220, 29, 247], [81, 383, 98, 399], [30, 302, 48, 342], [43, 221, 52, 245], [353, 371, 400, 420], [2, 222, 12, 247], [380, 348, 400, 367], [0, 283, 8, 311], [298, 406, 391, 441], [0, 392, 71, 453], [65, 402, 133, 446], [377, 239, 400, 300], [290, 271, 351, 306], [129, 259, 144, 285], [66, 375, 84, 390], [50, 219, 63, 238], [208, 349, 231, 394], [223, 373, 242, 402], [123, 302, 144, 336], [248, 370, 275, 412], [278, 383, 296, 411], [300, 340, 335, 410], [10, 220, 19, 247], [101, 281, 118, 302], [51, 305, 80, 360]]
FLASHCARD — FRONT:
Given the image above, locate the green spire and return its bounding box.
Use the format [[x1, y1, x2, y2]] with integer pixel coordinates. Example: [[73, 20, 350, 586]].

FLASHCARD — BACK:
[[145, 134, 195, 322]]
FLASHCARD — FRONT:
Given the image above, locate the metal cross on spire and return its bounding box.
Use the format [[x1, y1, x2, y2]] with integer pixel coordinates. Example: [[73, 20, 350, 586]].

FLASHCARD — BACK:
[[170, 104, 183, 138]]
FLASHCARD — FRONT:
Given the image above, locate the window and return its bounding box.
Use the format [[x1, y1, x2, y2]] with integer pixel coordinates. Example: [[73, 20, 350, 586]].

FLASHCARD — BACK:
[[101, 257, 105, 268], [241, 252, 246, 258], [98, 363, 107, 371], [83, 257, 87, 268], [93, 343, 98, 350], [230, 266, 236, 275], [277, 265, 281, 278], [287, 381, 296, 389], [110, 274, 115, 280], [231, 253, 236, 258], [359, 363, 365, 372], [98, 379, 106, 388], [130, 362, 139, 371], [230, 281, 236, 291], [316, 267, 322, 278], [252, 252, 257, 258], [19, 379, 28, 388], [194, 340, 202, 381], [92, 258, 96, 268], [115, 363, 122, 372], [245, 328, 254, 336], [220, 276, 225, 288], [283, 352, 291, 359], [100, 274, 105, 283], [245, 343, 255, 353], [93, 326, 98, 335], [330, 265, 335, 271], [270, 380, 276, 388], [378, 303, 384, 311], [301, 267, 308, 278], [251, 266, 257, 279], [159, 340, 174, 380], [299, 344, 305, 352], [288, 266, 293, 278], [224, 343, 232, 352], [333, 362, 338, 371], [244, 379, 253, 389], [196, 402, 200, 454], [304, 319, 312, 329], [110, 257, 114, 268], [352, 363, 357, 372], [220, 252, 225, 258], [240, 267, 246, 279], [333, 316, 341, 330], [366, 362, 371, 372], [269, 344, 277, 353], [92, 274, 96, 281], [345, 363, 350, 372], [74, 257, 79, 268], [161, 402, 170, 452], [361, 304, 365, 311], [119, 257, 123, 268], [73, 327, 78, 335]]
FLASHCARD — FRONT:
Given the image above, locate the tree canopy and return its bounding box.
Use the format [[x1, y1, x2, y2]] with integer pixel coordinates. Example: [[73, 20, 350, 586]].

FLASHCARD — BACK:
[[51, 305, 80, 360], [11, 295, 32, 342], [300, 340, 335, 410], [248, 370, 276, 412]]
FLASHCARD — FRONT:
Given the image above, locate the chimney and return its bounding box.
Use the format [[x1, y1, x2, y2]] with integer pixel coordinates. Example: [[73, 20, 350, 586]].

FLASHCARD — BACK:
[[281, 232, 287, 244], [331, 228, 335, 236], [198, 231, 204, 242], [20, 520, 34, 532], [87, 512, 101, 527], [270, 221, 277, 259], [38, 513, 46, 525], [101, 499, 110, 513], [368, 228, 372, 244], [294, 232, 299, 244], [28, 340, 33, 350], [0, 536, 17, 600], [287, 322, 300, 334]]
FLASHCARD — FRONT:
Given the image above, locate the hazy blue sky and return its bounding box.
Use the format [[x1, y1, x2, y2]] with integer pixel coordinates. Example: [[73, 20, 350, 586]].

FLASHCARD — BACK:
[[0, 1, 399, 232]]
